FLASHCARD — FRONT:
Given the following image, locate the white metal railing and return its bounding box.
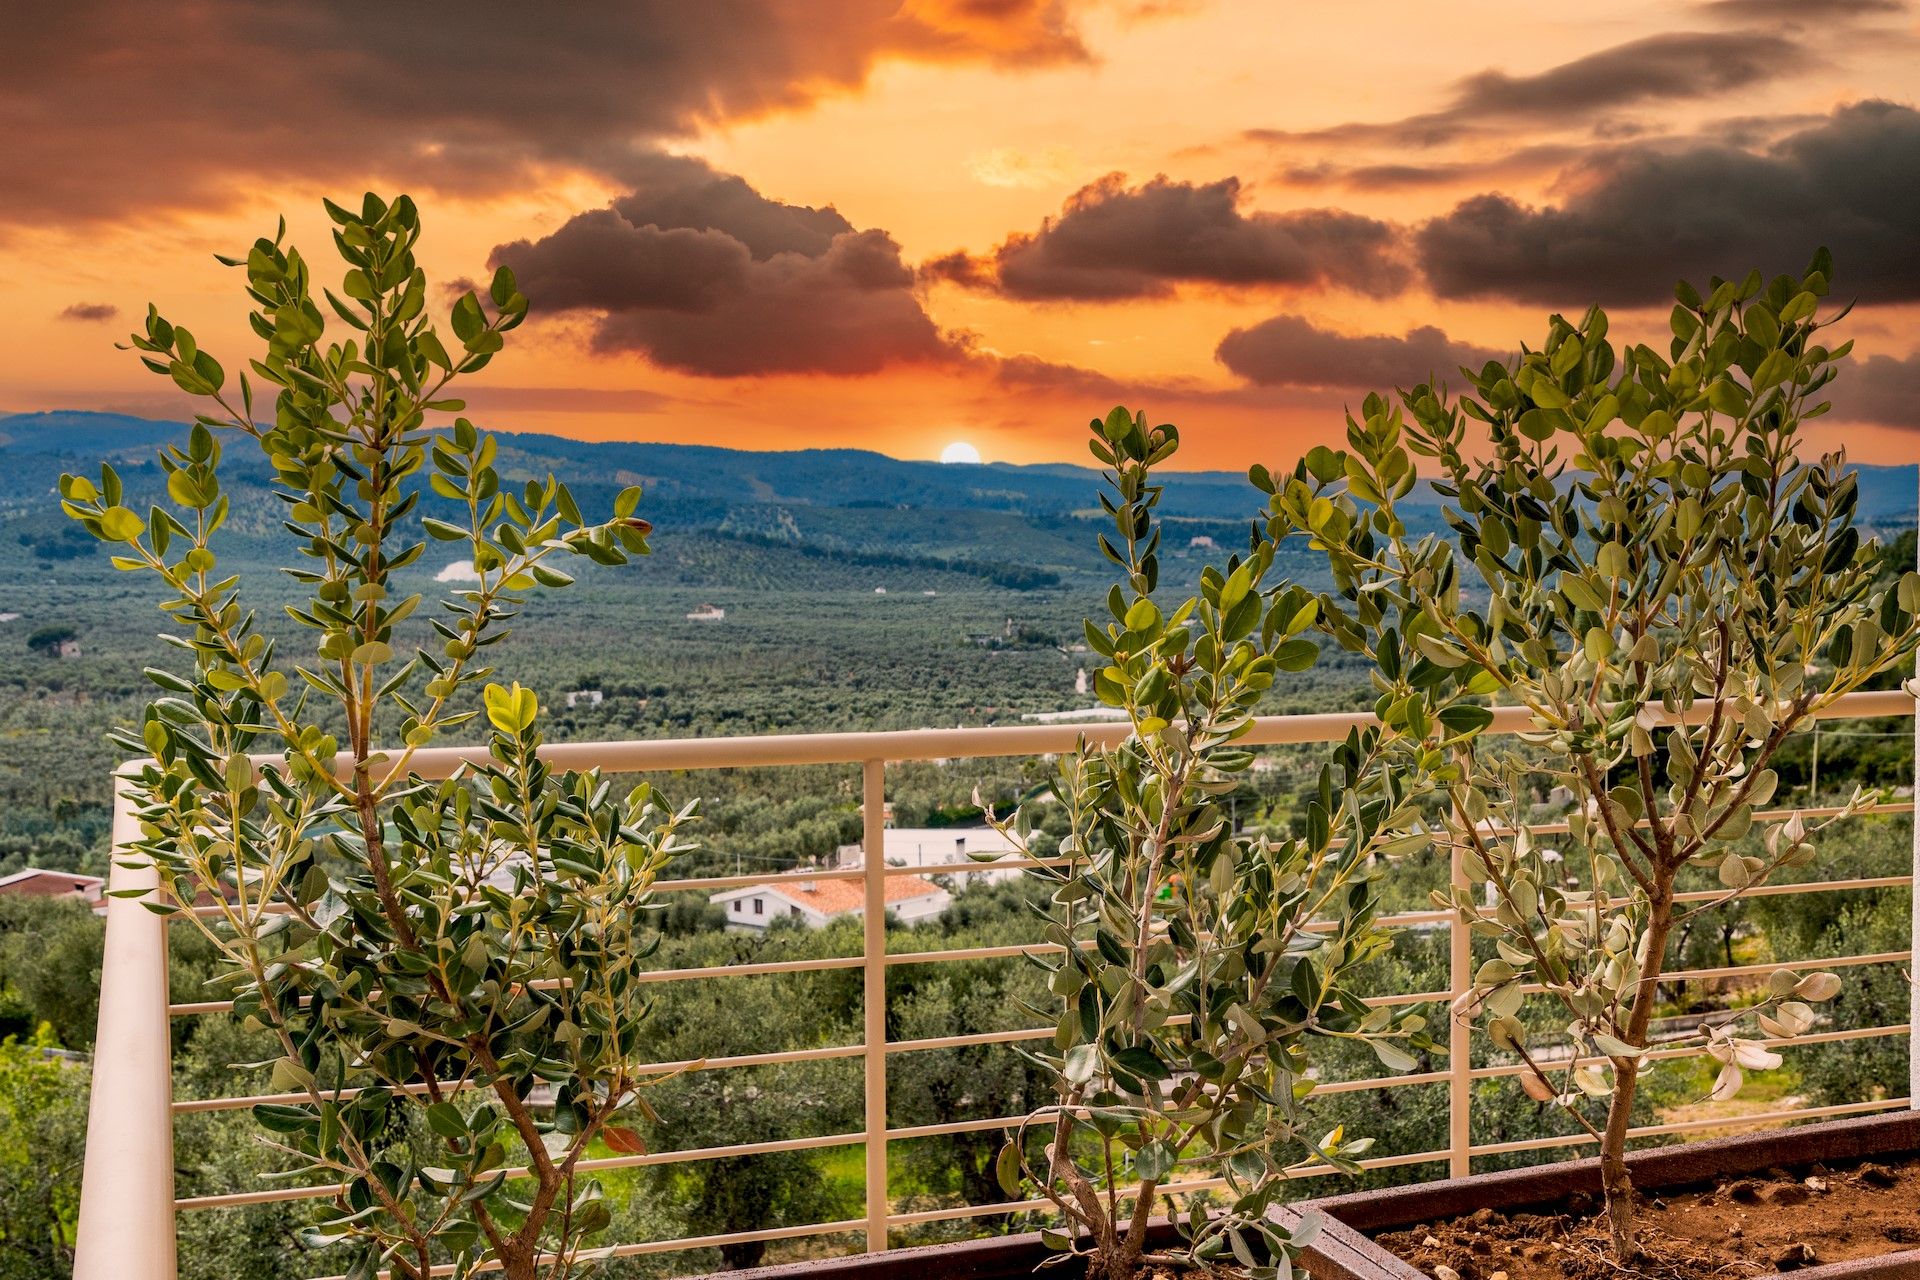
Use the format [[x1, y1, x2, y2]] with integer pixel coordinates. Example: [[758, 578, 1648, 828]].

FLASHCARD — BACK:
[[73, 688, 1919, 1280]]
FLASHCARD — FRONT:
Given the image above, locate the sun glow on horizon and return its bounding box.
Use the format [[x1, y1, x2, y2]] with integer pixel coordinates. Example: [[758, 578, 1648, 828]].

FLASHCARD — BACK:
[[939, 441, 983, 464]]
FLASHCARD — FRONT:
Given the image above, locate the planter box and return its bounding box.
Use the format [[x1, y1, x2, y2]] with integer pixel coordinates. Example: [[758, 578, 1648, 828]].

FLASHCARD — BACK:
[[1289, 1111, 1920, 1280]]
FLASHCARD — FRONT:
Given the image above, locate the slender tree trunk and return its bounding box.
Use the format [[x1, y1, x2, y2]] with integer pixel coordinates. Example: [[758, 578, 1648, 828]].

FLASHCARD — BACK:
[[1599, 1058, 1642, 1258], [1600, 873, 1676, 1260]]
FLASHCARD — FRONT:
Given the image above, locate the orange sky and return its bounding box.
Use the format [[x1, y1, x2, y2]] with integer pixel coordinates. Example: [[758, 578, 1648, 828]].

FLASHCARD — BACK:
[[3, 0, 1917, 468]]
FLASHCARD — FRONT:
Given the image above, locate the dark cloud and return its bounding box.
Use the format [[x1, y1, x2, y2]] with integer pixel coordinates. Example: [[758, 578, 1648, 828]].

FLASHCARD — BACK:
[[1247, 32, 1802, 150], [492, 157, 963, 377], [57, 302, 117, 322], [456, 386, 680, 415], [1215, 314, 1500, 390], [1834, 351, 1920, 428], [0, 1, 1088, 223], [1692, 0, 1905, 24], [1415, 101, 1920, 305], [924, 174, 1410, 300], [1279, 143, 1588, 192]]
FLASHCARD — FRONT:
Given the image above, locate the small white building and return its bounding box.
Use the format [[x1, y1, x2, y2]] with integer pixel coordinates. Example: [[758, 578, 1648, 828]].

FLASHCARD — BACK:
[[1188, 535, 1217, 550], [711, 873, 950, 930], [834, 826, 1024, 883], [687, 604, 726, 621], [565, 689, 604, 708]]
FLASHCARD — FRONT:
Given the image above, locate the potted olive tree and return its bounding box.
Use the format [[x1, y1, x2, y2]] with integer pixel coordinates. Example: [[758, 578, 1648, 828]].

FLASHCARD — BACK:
[[63, 195, 689, 1280], [986, 408, 1445, 1280], [1268, 257, 1920, 1278]]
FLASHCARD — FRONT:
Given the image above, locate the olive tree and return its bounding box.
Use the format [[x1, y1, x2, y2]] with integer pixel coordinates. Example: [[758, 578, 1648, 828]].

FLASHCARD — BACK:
[[994, 408, 1445, 1280], [61, 194, 690, 1280], [1273, 254, 1920, 1260]]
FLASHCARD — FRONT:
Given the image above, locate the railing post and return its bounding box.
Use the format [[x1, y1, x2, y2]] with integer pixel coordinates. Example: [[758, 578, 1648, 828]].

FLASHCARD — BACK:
[[75, 774, 176, 1280], [1447, 838, 1472, 1178], [1909, 473, 1920, 1113], [861, 759, 889, 1252]]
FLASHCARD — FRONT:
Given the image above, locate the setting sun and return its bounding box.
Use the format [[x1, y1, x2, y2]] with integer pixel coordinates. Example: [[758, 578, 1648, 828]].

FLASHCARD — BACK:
[[939, 441, 982, 464]]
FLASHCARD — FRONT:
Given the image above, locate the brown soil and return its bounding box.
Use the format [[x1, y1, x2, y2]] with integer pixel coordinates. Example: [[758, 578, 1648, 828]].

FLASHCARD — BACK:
[[1374, 1154, 1920, 1279]]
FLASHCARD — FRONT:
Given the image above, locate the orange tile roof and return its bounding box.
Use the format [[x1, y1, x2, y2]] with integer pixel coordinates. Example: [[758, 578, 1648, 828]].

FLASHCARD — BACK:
[[743, 873, 945, 917]]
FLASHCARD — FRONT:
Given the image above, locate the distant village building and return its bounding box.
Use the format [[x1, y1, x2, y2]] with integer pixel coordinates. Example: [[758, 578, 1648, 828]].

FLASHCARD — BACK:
[[834, 826, 1024, 883], [1021, 707, 1130, 724], [0, 612, 19, 623], [711, 873, 950, 930], [874, 587, 887, 595], [1188, 535, 1217, 550], [686, 604, 726, 621], [1074, 668, 1089, 695], [53, 638, 81, 659], [565, 689, 604, 709], [0, 868, 103, 906]]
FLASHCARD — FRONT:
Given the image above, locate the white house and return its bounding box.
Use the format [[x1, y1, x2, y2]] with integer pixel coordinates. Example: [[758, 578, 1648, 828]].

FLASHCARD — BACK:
[[564, 689, 604, 708], [686, 604, 726, 621], [833, 826, 1024, 883], [711, 873, 950, 930]]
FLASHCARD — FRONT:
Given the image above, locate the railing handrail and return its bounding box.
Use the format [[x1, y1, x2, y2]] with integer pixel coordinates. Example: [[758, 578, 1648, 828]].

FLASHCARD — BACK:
[[75, 687, 1919, 1280], [243, 687, 1918, 781]]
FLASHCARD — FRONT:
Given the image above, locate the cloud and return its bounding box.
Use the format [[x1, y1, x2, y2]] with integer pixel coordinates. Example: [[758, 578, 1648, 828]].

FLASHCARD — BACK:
[[0, 0, 1090, 224], [924, 173, 1410, 300], [1834, 351, 1920, 428], [1415, 101, 1920, 305], [455, 386, 681, 415], [1215, 314, 1500, 390], [1247, 32, 1803, 150], [1692, 0, 1905, 25], [57, 302, 117, 322], [492, 156, 964, 377], [1278, 143, 1589, 192]]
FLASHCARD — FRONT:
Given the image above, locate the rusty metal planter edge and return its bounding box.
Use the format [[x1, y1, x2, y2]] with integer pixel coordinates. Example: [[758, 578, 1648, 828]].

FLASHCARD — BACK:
[[1283, 1111, 1920, 1280]]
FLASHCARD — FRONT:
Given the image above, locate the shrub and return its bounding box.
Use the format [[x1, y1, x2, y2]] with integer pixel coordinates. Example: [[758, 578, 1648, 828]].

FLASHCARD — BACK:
[[60, 194, 690, 1280], [997, 409, 1444, 1280], [1277, 254, 1920, 1259]]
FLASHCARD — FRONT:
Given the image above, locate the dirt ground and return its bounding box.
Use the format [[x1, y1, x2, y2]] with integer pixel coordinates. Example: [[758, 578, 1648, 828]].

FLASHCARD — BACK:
[[1374, 1155, 1920, 1279]]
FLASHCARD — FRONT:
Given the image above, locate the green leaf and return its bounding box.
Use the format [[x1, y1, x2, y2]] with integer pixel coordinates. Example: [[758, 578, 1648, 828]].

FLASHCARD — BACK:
[[1438, 704, 1493, 736], [100, 506, 145, 542], [1368, 1039, 1418, 1073]]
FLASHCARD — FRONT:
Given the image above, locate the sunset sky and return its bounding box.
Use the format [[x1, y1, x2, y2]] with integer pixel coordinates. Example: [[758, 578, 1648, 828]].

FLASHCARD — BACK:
[[4, 0, 1917, 469]]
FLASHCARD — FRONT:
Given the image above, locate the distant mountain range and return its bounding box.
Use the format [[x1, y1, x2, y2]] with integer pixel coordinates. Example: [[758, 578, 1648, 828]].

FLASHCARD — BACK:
[[2, 411, 1913, 562]]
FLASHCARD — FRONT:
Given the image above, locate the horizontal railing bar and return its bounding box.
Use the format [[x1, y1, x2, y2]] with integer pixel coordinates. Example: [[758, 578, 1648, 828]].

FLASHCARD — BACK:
[[885, 1145, 1459, 1231], [176, 1129, 870, 1212], [1477, 799, 1914, 844], [190, 1016, 1907, 1119], [1470, 1023, 1909, 1082], [309, 688, 1914, 781], [174, 797, 1918, 922], [172, 1042, 871, 1114], [1470, 1097, 1908, 1158], [172, 921, 1912, 1020], [884, 1177, 1232, 1227], [887, 1025, 1052, 1055], [1508, 949, 1909, 1001], [1659, 949, 1909, 985], [1672, 873, 1912, 904], [167, 952, 871, 1016]]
